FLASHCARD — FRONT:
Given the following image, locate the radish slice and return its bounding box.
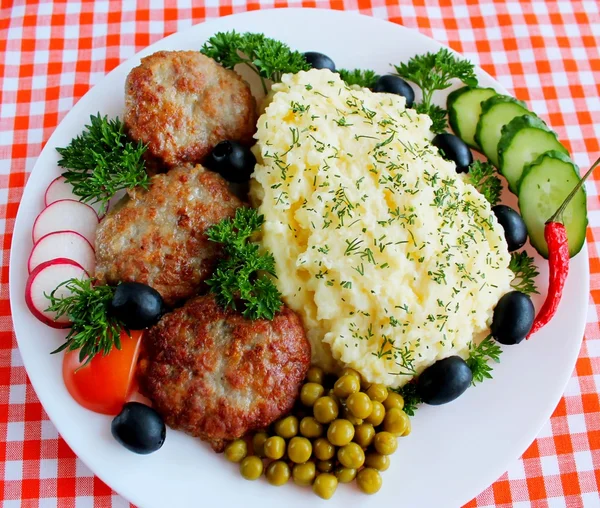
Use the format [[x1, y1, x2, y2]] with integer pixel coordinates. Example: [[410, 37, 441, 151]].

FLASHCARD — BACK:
[[32, 199, 99, 246], [25, 258, 89, 328], [28, 231, 95, 274], [45, 176, 106, 218]]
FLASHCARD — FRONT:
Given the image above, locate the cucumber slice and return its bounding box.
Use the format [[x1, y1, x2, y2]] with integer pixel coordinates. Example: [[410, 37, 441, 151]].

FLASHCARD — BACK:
[[518, 151, 587, 259], [474, 95, 535, 168], [447, 87, 497, 149], [498, 115, 569, 194]]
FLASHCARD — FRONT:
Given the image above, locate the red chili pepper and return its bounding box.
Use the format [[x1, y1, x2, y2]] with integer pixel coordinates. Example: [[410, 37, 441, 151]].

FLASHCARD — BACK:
[[528, 155, 600, 338]]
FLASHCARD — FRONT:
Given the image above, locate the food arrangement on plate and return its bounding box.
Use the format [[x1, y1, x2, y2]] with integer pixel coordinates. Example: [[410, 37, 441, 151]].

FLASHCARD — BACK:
[[23, 29, 597, 499]]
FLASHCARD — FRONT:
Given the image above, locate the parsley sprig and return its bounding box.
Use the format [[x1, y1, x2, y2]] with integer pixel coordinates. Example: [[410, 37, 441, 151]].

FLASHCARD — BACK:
[[414, 102, 448, 135], [200, 31, 311, 94], [466, 160, 503, 206], [466, 335, 502, 385], [45, 279, 123, 365], [338, 69, 379, 89], [56, 114, 149, 214], [206, 208, 283, 320], [392, 383, 422, 417], [395, 49, 478, 134], [509, 251, 540, 295]]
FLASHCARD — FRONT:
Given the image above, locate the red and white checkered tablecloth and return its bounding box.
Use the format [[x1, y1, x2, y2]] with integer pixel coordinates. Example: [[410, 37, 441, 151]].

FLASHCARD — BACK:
[[1, 1, 599, 506]]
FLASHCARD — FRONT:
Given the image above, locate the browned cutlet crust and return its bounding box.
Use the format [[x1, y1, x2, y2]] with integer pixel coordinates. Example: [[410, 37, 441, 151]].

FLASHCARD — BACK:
[[94, 164, 242, 306], [137, 295, 311, 452], [124, 50, 257, 167]]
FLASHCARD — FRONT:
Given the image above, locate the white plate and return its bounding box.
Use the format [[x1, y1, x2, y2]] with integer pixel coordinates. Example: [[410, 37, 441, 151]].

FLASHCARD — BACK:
[[9, 8, 589, 508]]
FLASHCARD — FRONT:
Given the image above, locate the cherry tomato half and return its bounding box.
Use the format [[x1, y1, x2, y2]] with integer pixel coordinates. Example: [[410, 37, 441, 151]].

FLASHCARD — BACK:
[[63, 329, 143, 415]]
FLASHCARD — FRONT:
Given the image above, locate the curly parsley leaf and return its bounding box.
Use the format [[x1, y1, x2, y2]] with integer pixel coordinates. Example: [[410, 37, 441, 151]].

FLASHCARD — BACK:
[[391, 382, 422, 417], [45, 279, 123, 365], [206, 208, 283, 320], [56, 114, 149, 214], [414, 102, 448, 134], [466, 335, 502, 385], [395, 48, 478, 105], [338, 68, 379, 89], [466, 160, 503, 206], [200, 31, 310, 93], [509, 251, 540, 295], [395, 49, 477, 134], [198, 30, 244, 68]]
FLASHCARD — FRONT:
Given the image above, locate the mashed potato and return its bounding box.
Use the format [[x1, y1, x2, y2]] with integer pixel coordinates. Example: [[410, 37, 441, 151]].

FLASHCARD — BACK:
[[250, 69, 513, 388]]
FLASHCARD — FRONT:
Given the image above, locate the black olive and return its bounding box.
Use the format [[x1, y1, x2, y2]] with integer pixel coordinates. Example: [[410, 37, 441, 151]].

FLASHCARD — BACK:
[[492, 205, 528, 252], [205, 140, 256, 183], [372, 75, 415, 107], [111, 402, 166, 455], [109, 282, 165, 330], [432, 133, 473, 173], [491, 291, 535, 345], [303, 52, 336, 72], [417, 356, 473, 405]]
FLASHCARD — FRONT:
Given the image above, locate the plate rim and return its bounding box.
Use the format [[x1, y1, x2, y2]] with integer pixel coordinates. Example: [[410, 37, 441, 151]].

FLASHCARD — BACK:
[[9, 8, 589, 508]]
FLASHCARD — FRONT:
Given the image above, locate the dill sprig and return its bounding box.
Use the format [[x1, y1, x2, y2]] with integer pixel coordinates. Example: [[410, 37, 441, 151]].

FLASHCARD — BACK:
[[206, 208, 283, 320], [466, 335, 502, 385], [56, 114, 149, 214], [466, 160, 503, 206], [338, 68, 379, 89], [392, 383, 422, 416], [45, 278, 123, 365], [200, 31, 311, 94], [509, 251, 540, 295], [395, 49, 478, 134]]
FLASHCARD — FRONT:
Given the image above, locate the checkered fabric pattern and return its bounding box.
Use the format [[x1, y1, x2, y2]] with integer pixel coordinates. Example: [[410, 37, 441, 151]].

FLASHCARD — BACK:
[[1, 1, 599, 506]]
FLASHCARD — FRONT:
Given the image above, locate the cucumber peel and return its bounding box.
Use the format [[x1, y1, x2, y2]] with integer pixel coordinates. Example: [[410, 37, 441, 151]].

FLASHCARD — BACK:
[[498, 115, 568, 193], [447, 86, 497, 149], [474, 95, 533, 168], [518, 150, 587, 258]]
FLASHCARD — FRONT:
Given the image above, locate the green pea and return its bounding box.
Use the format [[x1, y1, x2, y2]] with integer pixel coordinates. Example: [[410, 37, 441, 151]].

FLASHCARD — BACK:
[[292, 461, 316, 486], [383, 391, 404, 411], [341, 406, 363, 426], [365, 452, 390, 471], [264, 436, 286, 460], [373, 431, 398, 455], [274, 415, 298, 439], [224, 439, 247, 463], [337, 442, 365, 469], [383, 407, 410, 436], [340, 367, 361, 380], [346, 392, 373, 419], [299, 416, 323, 438], [313, 396, 339, 424], [326, 419, 355, 447], [366, 383, 388, 403], [300, 382, 325, 407], [402, 416, 412, 436], [313, 473, 338, 500], [317, 459, 335, 473], [365, 400, 385, 426], [239, 456, 263, 480], [333, 374, 360, 399], [265, 460, 291, 486], [252, 431, 268, 457], [288, 436, 312, 464], [356, 468, 382, 494], [353, 423, 375, 448], [306, 366, 324, 384], [334, 466, 357, 483], [313, 438, 335, 460]]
